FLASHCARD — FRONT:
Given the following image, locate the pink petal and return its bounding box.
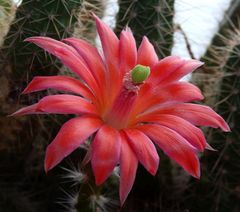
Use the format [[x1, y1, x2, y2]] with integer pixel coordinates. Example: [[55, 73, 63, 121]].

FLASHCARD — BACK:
[[137, 36, 158, 66], [148, 56, 184, 85], [150, 81, 204, 102], [63, 38, 106, 88], [148, 56, 203, 86], [22, 76, 94, 101], [38, 95, 98, 115], [93, 14, 119, 71], [12, 94, 98, 116], [134, 82, 204, 114], [140, 103, 230, 132], [45, 116, 103, 172], [138, 124, 200, 178], [119, 132, 138, 205], [10, 103, 40, 116], [143, 114, 206, 151], [119, 27, 137, 75], [91, 125, 121, 185], [93, 14, 120, 97], [205, 143, 217, 151], [161, 59, 204, 84], [124, 129, 159, 175], [25, 37, 99, 94]]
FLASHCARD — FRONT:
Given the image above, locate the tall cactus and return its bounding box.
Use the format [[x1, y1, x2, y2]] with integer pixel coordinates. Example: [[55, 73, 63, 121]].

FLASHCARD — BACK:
[[0, 1, 90, 211], [187, 0, 240, 211], [186, 43, 240, 212], [115, 0, 175, 58]]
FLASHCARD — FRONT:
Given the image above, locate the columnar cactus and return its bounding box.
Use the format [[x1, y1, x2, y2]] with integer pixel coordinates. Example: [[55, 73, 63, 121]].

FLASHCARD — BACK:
[[188, 1, 240, 211], [186, 43, 240, 212]]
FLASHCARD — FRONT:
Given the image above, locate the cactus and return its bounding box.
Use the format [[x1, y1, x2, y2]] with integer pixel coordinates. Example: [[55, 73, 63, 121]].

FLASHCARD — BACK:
[[1, 0, 83, 78], [187, 1, 240, 211], [115, 0, 175, 58], [185, 44, 240, 212], [0, 0, 85, 163], [0, 0, 84, 134], [0, 1, 92, 211], [191, 0, 240, 106]]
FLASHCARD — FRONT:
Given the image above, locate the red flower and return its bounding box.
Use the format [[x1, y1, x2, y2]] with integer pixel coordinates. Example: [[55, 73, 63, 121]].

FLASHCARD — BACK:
[[13, 14, 230, 204]]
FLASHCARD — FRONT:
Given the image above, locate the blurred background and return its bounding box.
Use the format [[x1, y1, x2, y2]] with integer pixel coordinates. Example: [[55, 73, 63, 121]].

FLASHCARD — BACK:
[[0, 0, 239, 211]]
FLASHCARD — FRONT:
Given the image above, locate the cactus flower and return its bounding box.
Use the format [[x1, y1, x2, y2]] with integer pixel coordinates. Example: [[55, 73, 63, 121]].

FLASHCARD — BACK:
[[12, 14, 230, 205]]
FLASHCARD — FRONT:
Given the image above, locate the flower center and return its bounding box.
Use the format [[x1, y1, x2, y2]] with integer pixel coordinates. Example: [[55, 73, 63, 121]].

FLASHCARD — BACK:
[[104, 65, 150, 129]]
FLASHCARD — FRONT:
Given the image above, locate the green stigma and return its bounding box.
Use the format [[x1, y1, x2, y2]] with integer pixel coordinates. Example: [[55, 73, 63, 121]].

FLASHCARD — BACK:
[[131, 64, 151, 84]]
